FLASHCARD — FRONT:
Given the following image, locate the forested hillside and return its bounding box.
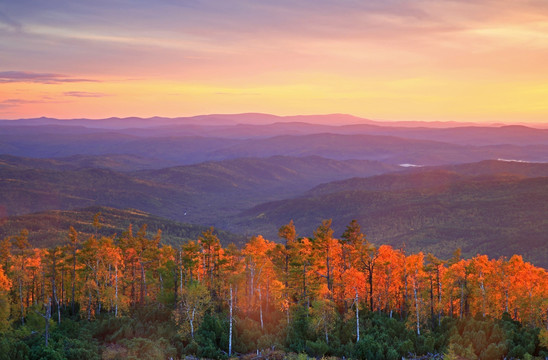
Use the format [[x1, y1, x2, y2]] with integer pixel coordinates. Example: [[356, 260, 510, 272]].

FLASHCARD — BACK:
[[2, 155, 548, 268], [0, 154, 396, 223], [0, 206, 244, 248], [239, 174, 548, 268], [0, 217, 546, 359]]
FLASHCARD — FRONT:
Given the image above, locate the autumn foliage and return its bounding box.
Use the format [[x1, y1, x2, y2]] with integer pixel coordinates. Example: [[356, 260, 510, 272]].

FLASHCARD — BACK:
[[0, 216, 546, 359]]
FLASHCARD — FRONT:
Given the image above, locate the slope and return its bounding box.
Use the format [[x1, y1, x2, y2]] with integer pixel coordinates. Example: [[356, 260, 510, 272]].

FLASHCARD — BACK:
[[236, 173, 548, 268], [0, 206, 243, 248], [307, 159, 548, 196], [0, 155, 398, 225]]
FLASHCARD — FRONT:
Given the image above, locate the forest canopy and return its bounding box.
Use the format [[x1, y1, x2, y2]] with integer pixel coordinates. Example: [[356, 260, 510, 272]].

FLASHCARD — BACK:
[[0, 216, 546, 360]]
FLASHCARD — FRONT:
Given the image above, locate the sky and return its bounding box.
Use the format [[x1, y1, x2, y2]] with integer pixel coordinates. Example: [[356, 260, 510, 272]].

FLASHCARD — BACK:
[[1, 0, 548, 124]]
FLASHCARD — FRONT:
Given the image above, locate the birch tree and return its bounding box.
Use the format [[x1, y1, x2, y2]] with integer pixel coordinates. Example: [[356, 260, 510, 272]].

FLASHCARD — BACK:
[[174, 282, 211, 340]]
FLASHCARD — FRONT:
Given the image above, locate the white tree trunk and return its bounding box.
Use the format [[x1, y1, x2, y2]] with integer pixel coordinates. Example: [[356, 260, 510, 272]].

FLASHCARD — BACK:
[[324, 314, 329, 344], [180, 251, 183, 293], [259, 287, 263, 331], [190, 307, 195, 339], [438, 270, 442, 326], [115, 263, 119, 317], [414, 278, 420, 336], [480, 279, 486, 317], [355, 289, 360, 342], [229, 286, 233, 356], [460, 282, 464, 319]]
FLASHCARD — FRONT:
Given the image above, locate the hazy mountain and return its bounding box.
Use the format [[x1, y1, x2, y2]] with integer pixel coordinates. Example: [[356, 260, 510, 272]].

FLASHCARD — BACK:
[[2, 151, 547, 267], [0, 113, 372, 128], [131, 122, 548, 146], [433, 159, 548, 177], [0, 113, 499, 128], [0, 164, 189, 218], [307, 160, 548, 196], [0, 155, 398, 225], [0, 206, 243, 248], [206, 133, 548, 165], [235, 172, 548, 268], [3, 114, 547, 146], [0, 127, 240, 163], [2, 113, 547, 267], [0, 153, 176, 171], [133, 155, 397, 195], [2, 116, 548, 165]]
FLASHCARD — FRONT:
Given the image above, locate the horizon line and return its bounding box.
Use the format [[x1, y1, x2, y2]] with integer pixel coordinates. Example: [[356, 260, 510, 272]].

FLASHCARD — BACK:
[[1, 112, 547, 129]]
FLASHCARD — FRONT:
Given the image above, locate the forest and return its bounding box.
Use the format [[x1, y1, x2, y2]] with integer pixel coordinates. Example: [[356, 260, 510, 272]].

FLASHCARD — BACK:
[[0, 215, 547, 360]]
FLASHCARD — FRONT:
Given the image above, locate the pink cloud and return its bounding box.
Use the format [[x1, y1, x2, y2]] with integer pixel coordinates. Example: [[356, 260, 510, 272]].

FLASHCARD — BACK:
[[0, 71, 98, 84], [63, 91, 108, 97]]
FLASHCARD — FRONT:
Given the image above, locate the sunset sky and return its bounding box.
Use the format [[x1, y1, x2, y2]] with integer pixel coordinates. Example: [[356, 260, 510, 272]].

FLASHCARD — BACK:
[[1, 0, 548, 123]]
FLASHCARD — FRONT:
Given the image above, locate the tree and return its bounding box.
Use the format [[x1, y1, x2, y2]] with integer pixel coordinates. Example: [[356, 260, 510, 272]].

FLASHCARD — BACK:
[[406, 253, 425, 335], [181, 240, 200, 286], [425, 253, 445, 326], [344, 220, 377, 312], [12, 230, 30, 325], [134, 225, 161, 305], [174, 281, 211, 340], [35, 298, 52, 346], [97, 235, 125, 316], [242, 235, 275, 331], [310, 298, 337, 344], [0, 237, 11, 276], [44, 246, 63, 324], [79, 234, 100, 320], [312, 219, 337, 295], [0, 266, 11, 332], [198, 227, 222, 296], [67, 226, 79, 315], [276, 220, 297, 323]]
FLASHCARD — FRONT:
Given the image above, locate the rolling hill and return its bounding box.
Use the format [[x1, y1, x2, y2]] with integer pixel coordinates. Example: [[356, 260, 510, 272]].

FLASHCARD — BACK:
[[3, 154, 547, 268], [2, 113, 547, 268], [2, 117, 548, 166], [306, 159, 548, 196], [0, 154, 399, 225], [0, 153, 176, 172], [235, 171, 548, 268], [0, 206, 244, 248]]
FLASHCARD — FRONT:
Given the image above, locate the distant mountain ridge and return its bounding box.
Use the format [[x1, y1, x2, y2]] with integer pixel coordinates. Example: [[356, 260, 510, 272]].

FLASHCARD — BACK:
[[1, 114, 547, 269], [0, 113, 459, 127], [2, 114, 547, 168], [2, 128, 547, 166], [2, 113, 547, 143]]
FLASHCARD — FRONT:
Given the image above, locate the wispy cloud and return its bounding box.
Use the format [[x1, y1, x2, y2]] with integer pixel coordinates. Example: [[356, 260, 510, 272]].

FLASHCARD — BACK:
[[214, 92, 261, 96], [0, 97, 68, 109], [2, 0, 548, 122], [0, 10, 21, 31], [0, 98, 40, 109], [63, 91, 108, 97], [0, 71, 98, 84]]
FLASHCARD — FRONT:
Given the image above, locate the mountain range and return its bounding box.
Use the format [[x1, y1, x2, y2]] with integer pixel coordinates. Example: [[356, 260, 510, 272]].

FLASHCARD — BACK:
[[2, 114, 548, 166], [1, 114, 547, 268]]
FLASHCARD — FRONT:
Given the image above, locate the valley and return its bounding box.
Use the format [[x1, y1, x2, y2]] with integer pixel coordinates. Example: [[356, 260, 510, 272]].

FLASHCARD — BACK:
[[1, 115, 547, 268]]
